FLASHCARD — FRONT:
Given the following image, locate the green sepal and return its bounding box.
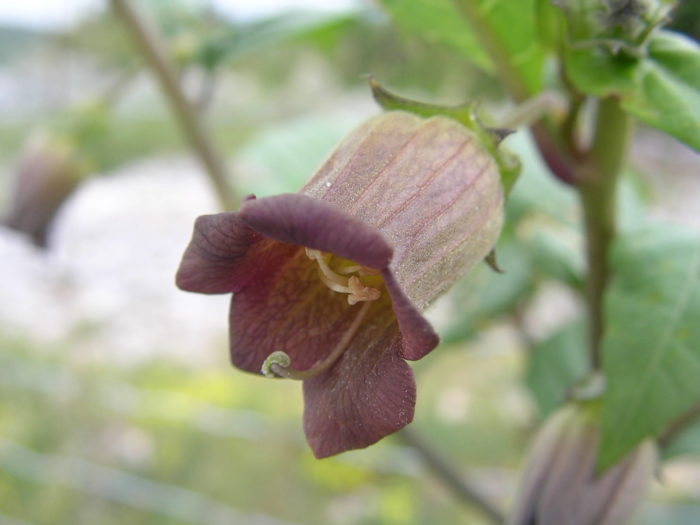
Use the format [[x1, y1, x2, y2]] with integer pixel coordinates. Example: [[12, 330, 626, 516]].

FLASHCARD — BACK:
[[369, 77, 521, 193]]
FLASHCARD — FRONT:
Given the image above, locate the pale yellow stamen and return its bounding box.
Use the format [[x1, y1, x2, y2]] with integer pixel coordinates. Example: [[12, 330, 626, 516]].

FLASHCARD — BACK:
[[305, 247, 381, 304], [347, 276, 382, 305], [305, 248, 347, 286], [337, 264, 380, 276]]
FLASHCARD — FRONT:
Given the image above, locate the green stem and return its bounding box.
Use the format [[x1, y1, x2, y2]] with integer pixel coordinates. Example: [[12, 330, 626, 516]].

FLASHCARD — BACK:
[[110, 0, 237, 210], [397, 427, 504, 524], [578, 97, 632, 370]]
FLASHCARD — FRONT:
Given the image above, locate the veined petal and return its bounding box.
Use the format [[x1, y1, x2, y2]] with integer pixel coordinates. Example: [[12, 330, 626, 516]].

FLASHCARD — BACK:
[[239, 194, 393, 270], [303, 327, 415, 458], [381, 269, 438, 360], [234, 193, 439, 367], [176, 212, 267, 294], [228, 247, 394, 373]]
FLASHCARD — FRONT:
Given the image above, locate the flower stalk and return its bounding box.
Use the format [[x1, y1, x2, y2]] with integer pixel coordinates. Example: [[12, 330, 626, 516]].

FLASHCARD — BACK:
[[110, 0, 237, 210]]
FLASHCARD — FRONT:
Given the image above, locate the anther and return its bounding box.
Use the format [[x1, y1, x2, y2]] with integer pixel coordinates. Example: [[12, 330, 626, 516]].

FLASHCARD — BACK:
[[305, 247, 381, 303], [347, 276, 381, 305]]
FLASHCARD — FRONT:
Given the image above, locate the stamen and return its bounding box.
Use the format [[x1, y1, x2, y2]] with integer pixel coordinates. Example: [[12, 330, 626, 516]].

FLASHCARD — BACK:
[[337, 265, 380, 276], [305, 247, 382, 303], [305, 248, 347, 285], [317, 272, 352, 295], [347, 276, 382, 305], [261, 302, 372, 380]]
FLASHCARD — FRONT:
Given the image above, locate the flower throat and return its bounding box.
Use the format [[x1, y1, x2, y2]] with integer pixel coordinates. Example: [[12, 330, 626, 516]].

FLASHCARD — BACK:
[[261, 248, 383, 380]]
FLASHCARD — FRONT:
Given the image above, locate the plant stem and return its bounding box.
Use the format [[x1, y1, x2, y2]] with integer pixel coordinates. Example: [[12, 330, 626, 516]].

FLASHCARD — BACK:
[[110, 0, 237, 210], [578, 97, 632, 370], [659, 401, 700, 450], [397, 427, 504, 524]]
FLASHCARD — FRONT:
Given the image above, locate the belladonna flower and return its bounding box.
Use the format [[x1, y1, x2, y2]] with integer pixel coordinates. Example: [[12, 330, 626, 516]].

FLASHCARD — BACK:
[[3, 131, 88, 247], [510, 403, 656, 525], [176, 111, 504, 457]]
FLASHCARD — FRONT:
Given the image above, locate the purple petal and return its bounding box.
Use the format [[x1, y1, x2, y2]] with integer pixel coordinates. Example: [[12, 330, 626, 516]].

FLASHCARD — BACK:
[[302, 328, 416, 458], [240, 194, 393, 270], [228, 248, 396, 374], [176, 212, 272, 294], [382, 269, 439, 360]]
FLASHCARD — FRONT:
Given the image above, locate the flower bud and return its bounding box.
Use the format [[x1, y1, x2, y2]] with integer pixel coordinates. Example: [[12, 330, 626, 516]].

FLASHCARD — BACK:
[[3, 132, 89, 247], [555, 0, 672, 54], [510, 403, 656, 525]]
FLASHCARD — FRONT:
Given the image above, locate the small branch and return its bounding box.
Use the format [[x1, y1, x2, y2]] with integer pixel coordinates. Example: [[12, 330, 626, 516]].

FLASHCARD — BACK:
[[398, 427, 504, 524], [110, 0, 237, 210], [578, 97, 632, 370], [496, 92, 566, 130], [659, 402, 700, 450]]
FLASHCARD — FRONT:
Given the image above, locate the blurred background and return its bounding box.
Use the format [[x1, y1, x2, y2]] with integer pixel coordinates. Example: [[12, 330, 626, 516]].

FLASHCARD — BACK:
[[1, 1, 700, 524]]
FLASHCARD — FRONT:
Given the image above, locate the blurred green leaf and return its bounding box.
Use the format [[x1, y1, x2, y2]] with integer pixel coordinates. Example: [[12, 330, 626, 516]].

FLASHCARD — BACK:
[[525, 321, 588, 417], [378, 0, 491, 71], [440, 240, 535, 344], [235, 114, 361, 197], [505, 131, 578, 223], [600, 226, 700, 470], [379, 0, 545, 93], [529, 229, 584, 290], [199, 10, 359, 69], [565, 31, 700, 151]]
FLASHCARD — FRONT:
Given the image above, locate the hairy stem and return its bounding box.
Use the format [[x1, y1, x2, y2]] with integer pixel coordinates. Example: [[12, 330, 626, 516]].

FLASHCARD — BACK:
[[579, 97, 632, 370], [398, 427, 504, 524], [110, 0, 237, 210]]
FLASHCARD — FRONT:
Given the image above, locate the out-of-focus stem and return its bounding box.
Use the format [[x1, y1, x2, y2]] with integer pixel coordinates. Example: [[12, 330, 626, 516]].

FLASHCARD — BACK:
[[398, 427, 504, 524], [110, 0, 237, 210], [659, 402, 700, 450], [579, 97, 632, 370]]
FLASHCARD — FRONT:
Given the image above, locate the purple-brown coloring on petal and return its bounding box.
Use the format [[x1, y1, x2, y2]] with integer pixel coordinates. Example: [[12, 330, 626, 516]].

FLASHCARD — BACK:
[[175, 111, 504, 458]]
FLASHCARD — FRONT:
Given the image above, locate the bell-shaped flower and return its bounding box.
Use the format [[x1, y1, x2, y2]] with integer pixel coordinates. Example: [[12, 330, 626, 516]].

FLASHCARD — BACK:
[[510, 402, 656, 525], [176, 111, 504, 457], [3, 132, 88, 247]]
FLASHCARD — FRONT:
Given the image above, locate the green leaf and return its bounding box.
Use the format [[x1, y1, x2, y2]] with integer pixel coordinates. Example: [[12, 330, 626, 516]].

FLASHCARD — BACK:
[[378, 0, 491, 71], [378, 0, 544, 93], [526, 321, 588, 416], [199, 10, 358, 68], [439, 240, 535, 344], [235, 114, 361, 196], [599, 227, 700, 470], [565, 30, 700, 151]]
